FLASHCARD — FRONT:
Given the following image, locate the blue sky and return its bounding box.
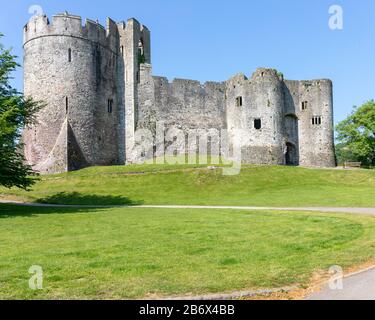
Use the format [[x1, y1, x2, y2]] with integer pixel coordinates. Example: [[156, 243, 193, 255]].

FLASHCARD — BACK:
[[0, 0, 374, 124]]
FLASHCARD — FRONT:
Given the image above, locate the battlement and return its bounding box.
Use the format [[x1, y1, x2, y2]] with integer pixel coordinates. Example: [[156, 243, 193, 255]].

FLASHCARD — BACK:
[[251, 68, 284, 82], [226, 69, 285, 89], [284, 79, 331, 85], [23, 12, 120, 52], [116, 18, 149, 34], [300, 79, 332, 87], [153, 76, 224, 91], [226, 73, 249, 86]]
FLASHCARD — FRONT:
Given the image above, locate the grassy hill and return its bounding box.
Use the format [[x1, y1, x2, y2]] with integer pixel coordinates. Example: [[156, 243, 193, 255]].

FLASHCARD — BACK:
[[1, 164, 374, 207], [1, 164, 375, 299]]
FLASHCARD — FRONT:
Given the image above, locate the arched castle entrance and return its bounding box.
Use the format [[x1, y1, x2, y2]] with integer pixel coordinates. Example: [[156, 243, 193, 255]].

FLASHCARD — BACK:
[[285, 142, 298, 166]]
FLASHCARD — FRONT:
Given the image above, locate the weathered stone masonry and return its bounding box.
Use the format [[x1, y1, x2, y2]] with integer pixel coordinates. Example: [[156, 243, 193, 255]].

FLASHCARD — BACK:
[[23, 13, 336, 173]]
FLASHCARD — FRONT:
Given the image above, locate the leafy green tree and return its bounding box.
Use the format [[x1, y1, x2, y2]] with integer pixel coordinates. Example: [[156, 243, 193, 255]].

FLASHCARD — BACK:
[[335, 143, 356, 165], [0, 34, 44, 189], [336, 101, 375, 167]]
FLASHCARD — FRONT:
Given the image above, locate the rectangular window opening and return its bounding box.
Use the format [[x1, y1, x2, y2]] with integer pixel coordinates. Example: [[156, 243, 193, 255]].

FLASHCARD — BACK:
[[65, 97, 69, 113], [312, 116, 322, 126], [68, 48, 72, 62], [254, 118, 262, 130], [108, 99, 113, 114], [236, 96, 243, 107]]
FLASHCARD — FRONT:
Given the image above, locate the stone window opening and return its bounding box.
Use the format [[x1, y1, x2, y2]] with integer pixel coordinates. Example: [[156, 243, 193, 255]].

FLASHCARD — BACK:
[[68, 48, 72, 62], [138, 38, 145, 64], [65, 97, 69, 113], [302, 101, 308, 110], [254, 118, 262, 130], [108, 99, 113, 114], [236, 96, 243, 107], [120, 46, 124, 57], [138, 39, 144, 56], [312, 116, 322, 125], [110, 54, 115, 67]]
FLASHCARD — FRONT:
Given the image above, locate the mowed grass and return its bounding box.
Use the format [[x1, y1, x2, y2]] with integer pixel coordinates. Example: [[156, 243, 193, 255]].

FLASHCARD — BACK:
[[1, 204, 375, 299], [0, 164, 374, 207]]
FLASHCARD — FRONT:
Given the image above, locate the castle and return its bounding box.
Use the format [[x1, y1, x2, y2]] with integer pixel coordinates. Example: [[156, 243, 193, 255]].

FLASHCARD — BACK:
[[23, 13, 336, 173]]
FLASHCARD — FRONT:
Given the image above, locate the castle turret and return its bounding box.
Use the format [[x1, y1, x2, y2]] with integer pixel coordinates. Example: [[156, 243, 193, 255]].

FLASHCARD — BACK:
[[23, 13, 122, 173], [117, 18, 151, 164], [296, 80, 335, 167], [226, 68, 285, 164]]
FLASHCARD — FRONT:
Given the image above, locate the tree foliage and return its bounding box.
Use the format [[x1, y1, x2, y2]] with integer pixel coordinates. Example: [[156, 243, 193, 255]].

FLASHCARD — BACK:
[[336, 101, 375, 167], [0, 33, 44, 189]]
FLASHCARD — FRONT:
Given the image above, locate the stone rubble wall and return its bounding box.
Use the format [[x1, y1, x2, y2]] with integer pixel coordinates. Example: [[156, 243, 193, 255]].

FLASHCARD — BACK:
[[23, 13, 336, 173]]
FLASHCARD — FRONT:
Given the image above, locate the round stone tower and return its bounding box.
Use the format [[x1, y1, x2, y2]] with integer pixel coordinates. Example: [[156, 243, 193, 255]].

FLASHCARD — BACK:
[[23, 13, 120, 173]]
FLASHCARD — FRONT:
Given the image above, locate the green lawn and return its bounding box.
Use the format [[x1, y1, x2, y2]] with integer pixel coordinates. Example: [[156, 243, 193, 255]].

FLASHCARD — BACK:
[[1, 204, 375, 299], [0, 164, 374, 207]]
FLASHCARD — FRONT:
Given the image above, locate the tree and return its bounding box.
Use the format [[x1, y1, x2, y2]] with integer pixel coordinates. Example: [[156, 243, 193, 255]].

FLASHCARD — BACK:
[[336, 101, 375, 167], [0, 33, 44, 190], [335, 143, 356, 165]]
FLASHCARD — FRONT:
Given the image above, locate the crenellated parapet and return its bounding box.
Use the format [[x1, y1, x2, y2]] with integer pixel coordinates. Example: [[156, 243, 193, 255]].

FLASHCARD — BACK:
[[251, 68, 282, 81], [23, 12, 120, 53], [226, 68, 283, 88]]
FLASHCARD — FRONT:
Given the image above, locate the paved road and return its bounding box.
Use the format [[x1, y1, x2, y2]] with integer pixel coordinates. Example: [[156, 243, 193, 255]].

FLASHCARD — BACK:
[[308, 267, 375, 300], [1, 200, 375, 215]]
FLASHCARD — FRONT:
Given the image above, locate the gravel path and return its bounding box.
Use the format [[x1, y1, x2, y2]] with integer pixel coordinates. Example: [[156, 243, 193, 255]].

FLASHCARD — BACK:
[[1, 200, 375, 215]]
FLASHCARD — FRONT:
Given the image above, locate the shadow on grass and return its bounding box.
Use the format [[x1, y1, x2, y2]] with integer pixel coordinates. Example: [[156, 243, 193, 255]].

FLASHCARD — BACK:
[[36, 192, 144, 206], [0, 193, 143, 219], [0, 203, 106, 218], [36, 192, 143, 206]]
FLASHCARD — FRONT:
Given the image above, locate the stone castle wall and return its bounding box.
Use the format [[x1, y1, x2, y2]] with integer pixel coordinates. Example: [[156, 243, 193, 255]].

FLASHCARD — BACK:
[[137, 65, 226, 132], [23, 13, 120, 172], [225, 69, 285, 165], [23, 13, 336, 173], [284, 79, 336, 167]]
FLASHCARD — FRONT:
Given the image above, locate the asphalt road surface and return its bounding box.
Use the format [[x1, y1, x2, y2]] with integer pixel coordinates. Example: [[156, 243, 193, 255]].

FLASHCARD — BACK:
[[308, 267, 375, 300]]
